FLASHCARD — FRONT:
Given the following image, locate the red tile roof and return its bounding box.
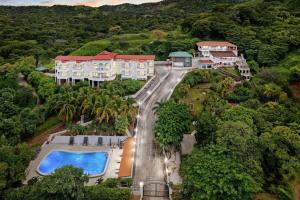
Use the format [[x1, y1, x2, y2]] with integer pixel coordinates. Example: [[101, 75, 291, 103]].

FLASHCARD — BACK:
[[94, 51, 118, 60], [55, 55, 94, 61], [55, 51, 155, 62], [199, 60, 214, 64], [210, 51, 237, 57], [196, 41, 236, 47], [116, 54, 156, 61]]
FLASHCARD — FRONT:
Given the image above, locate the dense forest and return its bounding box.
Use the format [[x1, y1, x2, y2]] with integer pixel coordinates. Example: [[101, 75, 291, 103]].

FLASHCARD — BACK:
[[0, 0, 300, 199], [0, 0, 245, 65], [1, 0, 298, 66]]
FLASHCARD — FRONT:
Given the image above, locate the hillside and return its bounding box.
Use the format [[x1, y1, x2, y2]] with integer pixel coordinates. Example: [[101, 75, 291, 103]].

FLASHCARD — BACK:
[[0, 0, 245, 65], [71, 31, 198, 60]]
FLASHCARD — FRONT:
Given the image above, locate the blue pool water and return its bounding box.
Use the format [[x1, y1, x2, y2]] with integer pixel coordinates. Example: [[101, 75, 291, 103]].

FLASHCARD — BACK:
[[38, 151, 108, 176]]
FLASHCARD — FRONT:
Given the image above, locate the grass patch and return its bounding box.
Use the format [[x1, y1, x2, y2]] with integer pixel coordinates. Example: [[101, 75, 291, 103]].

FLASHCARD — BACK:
[[71, 40, 111, 56], [71, 33, 155, 56], [70, 31, 196, 58], [277, 49, 300, 70], [253, 193, 277, 200], [179, 83, 211, 116], [222, 67, 240, 77], [35, 116, 61, 134]]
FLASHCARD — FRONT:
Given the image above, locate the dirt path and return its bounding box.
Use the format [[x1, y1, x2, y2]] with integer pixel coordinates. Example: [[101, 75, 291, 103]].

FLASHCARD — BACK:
[[294, 183, 300, 200], [17, 73, 40, 104], [26, 123, 65, 147], [289, 82, 300, 103]]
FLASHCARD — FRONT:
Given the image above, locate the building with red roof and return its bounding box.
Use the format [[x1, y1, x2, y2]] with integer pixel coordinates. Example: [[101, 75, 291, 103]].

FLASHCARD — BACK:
[[55, 51, 155, 86]]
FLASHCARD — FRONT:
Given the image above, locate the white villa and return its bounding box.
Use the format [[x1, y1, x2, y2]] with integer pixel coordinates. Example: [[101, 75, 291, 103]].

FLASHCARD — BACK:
[[55, 51, 155, 87], [196, 41, 239, 68], [194, 41, 251, 80]]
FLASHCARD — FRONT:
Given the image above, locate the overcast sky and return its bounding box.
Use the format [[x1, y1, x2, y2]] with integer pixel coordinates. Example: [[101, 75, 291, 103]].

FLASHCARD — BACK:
[[0, 0, 162, 7]]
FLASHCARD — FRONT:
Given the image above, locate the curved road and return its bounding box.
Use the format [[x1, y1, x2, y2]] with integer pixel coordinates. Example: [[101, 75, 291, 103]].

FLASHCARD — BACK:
[[133, 68, 187, 198]]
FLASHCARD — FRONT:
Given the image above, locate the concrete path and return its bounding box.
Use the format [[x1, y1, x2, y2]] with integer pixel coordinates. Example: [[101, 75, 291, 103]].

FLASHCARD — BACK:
[[133, 68, 187, 199]]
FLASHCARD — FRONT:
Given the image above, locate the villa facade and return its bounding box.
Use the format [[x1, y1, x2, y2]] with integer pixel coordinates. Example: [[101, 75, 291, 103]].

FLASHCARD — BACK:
[[196, 41, 239, 68], [55, 51, 155, 87]]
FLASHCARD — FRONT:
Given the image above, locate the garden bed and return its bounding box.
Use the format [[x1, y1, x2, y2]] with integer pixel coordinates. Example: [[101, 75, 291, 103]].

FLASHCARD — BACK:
[[179, 83, 211, 116]]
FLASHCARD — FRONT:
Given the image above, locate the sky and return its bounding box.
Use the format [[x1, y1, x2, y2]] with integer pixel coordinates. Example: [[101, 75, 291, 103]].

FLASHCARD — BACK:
[[0, 0, 161, 7]]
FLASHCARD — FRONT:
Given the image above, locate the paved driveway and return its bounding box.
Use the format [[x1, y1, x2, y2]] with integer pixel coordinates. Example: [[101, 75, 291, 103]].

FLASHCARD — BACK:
[[133, 69, 187, 191]]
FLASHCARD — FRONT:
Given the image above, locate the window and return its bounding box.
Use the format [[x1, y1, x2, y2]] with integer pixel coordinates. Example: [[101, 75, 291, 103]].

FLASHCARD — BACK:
[[93, 65, 99, 70], [61, 72, 68, 77], [124, 70, 130, 76], [105, 63, 110, 70], [74, 64, 82, 70], [138, 71, 145, 76], [73, 72, 83, 77], [139, 63, 145, 69]]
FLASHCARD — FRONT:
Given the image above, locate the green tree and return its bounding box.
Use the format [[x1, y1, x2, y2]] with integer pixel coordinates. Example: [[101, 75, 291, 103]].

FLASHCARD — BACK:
[[94, 95, 114, 123], [290, 65, 300, 81], [261, 83, 283, 102], [220, 105, 255, 128], [31, 166, 88, 200], [19, 108, 38, 138], [86, 185, 131, 200], [0, 142, 33, 194], [114, 115, 129, 135], [260, 126, 300, 184], [154, 101, 192, 150], [195, 111, 217, 145], [216, 77, 234, 98], [182, 145, 261, 200], [216, 121, 263, 183], [0, 117, 23, 144], [57, 92, 77, 122]]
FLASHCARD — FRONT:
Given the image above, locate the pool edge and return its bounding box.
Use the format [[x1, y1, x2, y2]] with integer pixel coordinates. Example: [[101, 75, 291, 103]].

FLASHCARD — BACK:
[[36, 149, 110, 178]]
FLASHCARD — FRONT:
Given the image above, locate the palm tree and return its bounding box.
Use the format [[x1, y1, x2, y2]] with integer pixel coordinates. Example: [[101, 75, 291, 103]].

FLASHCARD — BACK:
[[93, 95, 114, 123], [81, 93, 97, 116], [111, 96, 127, 117], [57, 92, 77, 122], [152, 101, 165, 113]]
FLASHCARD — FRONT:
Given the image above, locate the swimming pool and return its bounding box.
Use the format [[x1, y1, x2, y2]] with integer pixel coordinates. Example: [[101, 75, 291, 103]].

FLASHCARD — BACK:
[[37, 150, 109, 177]]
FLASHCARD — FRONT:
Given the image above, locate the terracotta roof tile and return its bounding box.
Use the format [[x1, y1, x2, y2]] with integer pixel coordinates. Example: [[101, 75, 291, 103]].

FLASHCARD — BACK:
[[210, 51, 236, 57], [55, 51, 155, 62], [115, 54, 156, 61], [196, 41, 236, 47], [199, 60, 214, 64]]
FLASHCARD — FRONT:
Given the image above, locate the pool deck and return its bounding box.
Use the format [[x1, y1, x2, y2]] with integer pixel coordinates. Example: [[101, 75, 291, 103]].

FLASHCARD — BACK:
[[118, 137, 134, 178], [25, 144, 123, 185]]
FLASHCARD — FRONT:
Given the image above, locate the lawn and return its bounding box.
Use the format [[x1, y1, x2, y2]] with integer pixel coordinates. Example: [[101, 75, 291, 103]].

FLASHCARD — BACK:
[[35, 116, 61, 134], [179, 83, 211, 116]]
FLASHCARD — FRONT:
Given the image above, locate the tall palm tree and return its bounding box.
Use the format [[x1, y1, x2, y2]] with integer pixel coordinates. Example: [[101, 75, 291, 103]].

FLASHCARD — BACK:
[[81, 93, 97, 116], [57, 92, 77, 122], [111, 95, 127, 117], [93, 95, 114, 123], [152, 101, 165, 114]]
